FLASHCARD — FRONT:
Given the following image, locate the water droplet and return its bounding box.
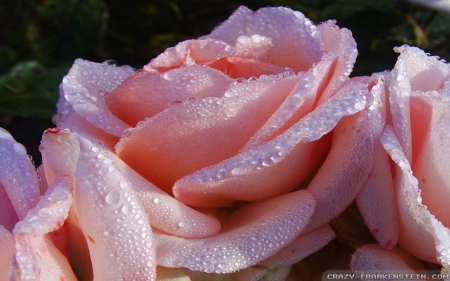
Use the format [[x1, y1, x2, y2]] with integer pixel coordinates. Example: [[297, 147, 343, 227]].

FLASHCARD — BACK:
[[0, 128, 11, 139], [13, 143, 27, 156], [162, 72, 174, 81], [231, 166, 248, 176], [293, 11, 305, 20], [354, 101, 365, 111], [178, 221, 186, 228], [251, 34, 262, 43], [224, 90, 235, 98], [237, 35, 249, 44], [119, 180, 128, 190], [121, 204, 130, 215], [91, 146, 99, 153], [105, 190, 121, 206], [153, 198, 160, 204]]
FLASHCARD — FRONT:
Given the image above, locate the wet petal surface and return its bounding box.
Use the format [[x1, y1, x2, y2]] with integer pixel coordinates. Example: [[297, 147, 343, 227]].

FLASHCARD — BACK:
[[205, 6, 323, 72], [174, 77, 369, 207], [106, 66, 233, 126], [0, 127, 40, 219], [381, 127, 450, 266], [351, 244, 425, 273], [75, 135, 156, 280], [60, 59, 134, 137], [116, 76, 298, 192], [155, 190, 315, 273]]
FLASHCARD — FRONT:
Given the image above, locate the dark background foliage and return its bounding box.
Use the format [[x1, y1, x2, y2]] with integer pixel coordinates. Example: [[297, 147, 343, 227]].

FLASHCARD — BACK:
[[1, 0, 449, 164]]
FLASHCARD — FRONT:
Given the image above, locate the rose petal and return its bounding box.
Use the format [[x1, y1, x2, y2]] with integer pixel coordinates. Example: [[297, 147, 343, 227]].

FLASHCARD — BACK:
[[356, 142, 398, 249], [205, 6, 323, 72], [410, 94, 450, 229], [260, 224, 335, 269], [389, 46, 449, 162], [106, 66, 233, 126], [174, 77, 370, 207], [350, 244, 425, 274], [12, 176, 76, 280], [305, 101, 375, 231], [13, 177, 72, 237], [14, 235, 77, 281], [155, 190, 315, 273], [144, 39, 234, 72], [109, 148, 221, 238], [0, 225, 15, 280], [0, 186, 19, 232], [40, 128, 80, 184], [243, 71, 316, 149], [54, 102, 118, 150], [116, 76, 298, 192], [381, 127, 450, 266], [59, 59, 134, 137], [356, 77, 399, 249], [0, 127, 40, 219], [75, 135, 156, 280], [315, 20, 358, 105], [211, 57, 288, 78]]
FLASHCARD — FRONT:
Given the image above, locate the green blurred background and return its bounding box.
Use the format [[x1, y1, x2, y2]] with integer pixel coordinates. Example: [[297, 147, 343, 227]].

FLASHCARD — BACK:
[[1, 0, 449, 164]]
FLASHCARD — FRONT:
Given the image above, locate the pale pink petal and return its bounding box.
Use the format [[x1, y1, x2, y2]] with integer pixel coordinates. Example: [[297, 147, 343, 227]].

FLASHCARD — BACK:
[[116, 76, 298, 192], [65, 211, 93, 280], [40, 128, 80, 184], [381, 127, 450, 266], [12, 176, 76, 280], [144, 39, 234, 72], [13, 177, 72, 237], [174, 78, 369, 207], [54, 103, 118, 151], [0, 128, 40, 219], [410, 94, 450, 229], [389, 46, 449, 162], [232, 33, 273, 60], [356, 77, 399, 249], [0, 225, 15, 280], [155, 190, 315, 273], [351, 244, 425, 274], [260, 224, 335, 269], [106, 66, 233, 126], [243, 71, 316, 149], [74, 136, 156, 280], [106, 147, 221, 238], [305, 102, 376, 231], [213, 57, 288, 78], [357, 142, 398, 249], [0, 186, 19, 232], [59, 59, 134, 137], [14, 235, 77, 281], [315, 20, 358, 105], [205, 6, 323, 72]]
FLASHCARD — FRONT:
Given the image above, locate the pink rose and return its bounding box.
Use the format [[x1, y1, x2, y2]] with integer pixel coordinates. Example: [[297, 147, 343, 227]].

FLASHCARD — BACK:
[[0, 128, 77, 280], [48, 6, 378, 279], [352, 46, 450, 276]]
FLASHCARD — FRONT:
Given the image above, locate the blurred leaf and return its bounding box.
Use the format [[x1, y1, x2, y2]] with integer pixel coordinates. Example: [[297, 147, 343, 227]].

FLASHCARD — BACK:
[[0, 61, 70, 118], [26, 0, 106, 66]]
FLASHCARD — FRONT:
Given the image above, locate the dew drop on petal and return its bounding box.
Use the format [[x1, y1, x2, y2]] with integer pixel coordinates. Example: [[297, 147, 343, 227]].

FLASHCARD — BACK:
[[105, 189, 121, 206], [231, 166, 248, 176], [13, 143, 27, 156]]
